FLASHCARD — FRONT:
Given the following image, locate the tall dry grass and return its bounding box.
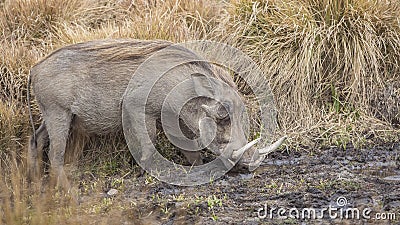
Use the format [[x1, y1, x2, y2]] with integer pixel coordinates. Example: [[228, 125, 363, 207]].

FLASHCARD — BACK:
[[226, 0, 400, 146], [0, 0, 399, 224], [0, 0, 225, 224]]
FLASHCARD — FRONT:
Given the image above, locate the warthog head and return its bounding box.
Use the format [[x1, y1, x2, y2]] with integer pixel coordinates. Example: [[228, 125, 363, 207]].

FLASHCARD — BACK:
[[175, 71, 286, 171]]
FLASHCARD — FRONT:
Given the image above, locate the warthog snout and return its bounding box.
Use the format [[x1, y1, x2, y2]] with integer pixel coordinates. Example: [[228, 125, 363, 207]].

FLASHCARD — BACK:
[[231, 136, 287, 171]]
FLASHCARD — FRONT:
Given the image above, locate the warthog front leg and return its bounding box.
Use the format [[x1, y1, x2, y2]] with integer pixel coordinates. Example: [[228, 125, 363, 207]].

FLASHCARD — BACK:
[[141, 116, 157, 164]]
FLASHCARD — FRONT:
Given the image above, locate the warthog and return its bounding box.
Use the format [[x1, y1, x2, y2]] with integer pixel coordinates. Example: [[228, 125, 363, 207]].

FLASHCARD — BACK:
[[28, 39, 285, 188]]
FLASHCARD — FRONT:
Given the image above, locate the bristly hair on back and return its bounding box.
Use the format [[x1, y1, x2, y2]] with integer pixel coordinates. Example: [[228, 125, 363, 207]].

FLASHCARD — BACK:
[[67, 39, 173, 62]]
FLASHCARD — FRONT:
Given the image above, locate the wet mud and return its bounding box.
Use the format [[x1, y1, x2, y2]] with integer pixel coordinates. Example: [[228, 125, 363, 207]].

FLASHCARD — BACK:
[[76, 142, 400, 225]]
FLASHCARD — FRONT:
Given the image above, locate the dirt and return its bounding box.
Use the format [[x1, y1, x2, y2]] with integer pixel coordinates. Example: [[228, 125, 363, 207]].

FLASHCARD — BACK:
[[71, 142, 400, 225]]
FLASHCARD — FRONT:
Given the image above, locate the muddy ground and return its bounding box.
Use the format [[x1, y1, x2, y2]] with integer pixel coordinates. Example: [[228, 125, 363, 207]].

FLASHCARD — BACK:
[[67, 142, 400, 225]]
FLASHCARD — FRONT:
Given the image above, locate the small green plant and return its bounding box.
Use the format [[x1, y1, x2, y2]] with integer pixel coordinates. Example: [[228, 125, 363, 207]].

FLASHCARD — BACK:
[[145, 174, 156, 185], [207, 195, 223, 221], [160, 203, 170, 215], [211, 213, 218, 221], [316, 178, 336, 191], [111, 177, 124, 188], [264, 180, 284, 194], [173, 193, 186, 202], [207, 195, 223, 209]]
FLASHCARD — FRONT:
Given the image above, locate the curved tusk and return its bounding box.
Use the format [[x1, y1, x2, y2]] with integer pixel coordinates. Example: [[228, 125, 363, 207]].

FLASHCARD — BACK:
[[231, 138, 260, 159], [258, 136, 287, 155]]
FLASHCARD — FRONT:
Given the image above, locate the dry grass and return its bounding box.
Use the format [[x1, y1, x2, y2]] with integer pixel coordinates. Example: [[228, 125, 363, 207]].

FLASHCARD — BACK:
[[0, 0, 399, 224], [0, 1, 225, 224], [226, 0, 400, 146]]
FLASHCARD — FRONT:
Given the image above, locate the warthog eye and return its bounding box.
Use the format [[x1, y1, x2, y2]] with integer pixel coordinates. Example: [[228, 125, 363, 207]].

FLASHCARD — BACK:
[[216, 102, 230, 120]]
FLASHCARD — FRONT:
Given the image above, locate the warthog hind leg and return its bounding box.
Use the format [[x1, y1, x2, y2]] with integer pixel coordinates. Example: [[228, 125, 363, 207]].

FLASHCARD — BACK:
[[28, 122, 49, 181], [43, 106, 72, 191]]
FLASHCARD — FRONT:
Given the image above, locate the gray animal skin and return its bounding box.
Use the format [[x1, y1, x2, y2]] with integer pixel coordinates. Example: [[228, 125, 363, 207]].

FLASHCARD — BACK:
[[28, 39, 283, 189]]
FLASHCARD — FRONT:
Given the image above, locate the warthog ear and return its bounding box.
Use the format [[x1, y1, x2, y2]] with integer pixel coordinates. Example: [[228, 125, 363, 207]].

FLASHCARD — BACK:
[[191, 73, 215, 97]]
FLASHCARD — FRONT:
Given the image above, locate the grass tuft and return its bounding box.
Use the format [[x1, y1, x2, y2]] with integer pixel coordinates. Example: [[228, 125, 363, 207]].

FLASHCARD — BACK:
[[226, 0, 400, 146]]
